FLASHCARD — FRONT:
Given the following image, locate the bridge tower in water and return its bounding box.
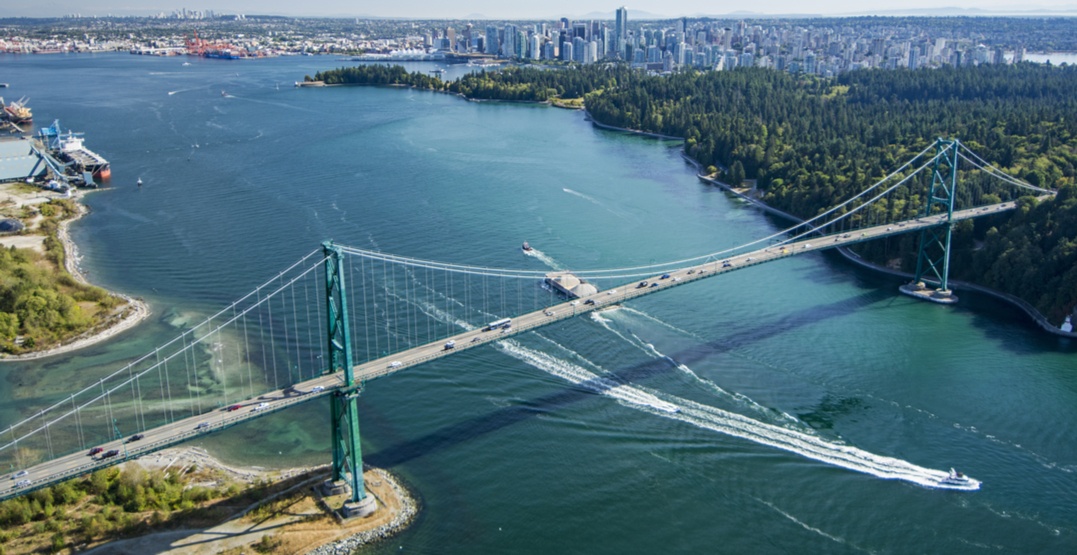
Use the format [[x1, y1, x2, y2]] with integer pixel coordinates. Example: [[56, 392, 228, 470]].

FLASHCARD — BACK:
[[321, 241, 377, 517]]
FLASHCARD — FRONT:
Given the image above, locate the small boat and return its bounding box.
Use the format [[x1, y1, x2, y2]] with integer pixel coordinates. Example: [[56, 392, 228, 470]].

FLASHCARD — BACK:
[[936, 468, 980, 490], [221, 90, 227, 97], [522, 241, 532, 252], [137, 178, 143, 187]]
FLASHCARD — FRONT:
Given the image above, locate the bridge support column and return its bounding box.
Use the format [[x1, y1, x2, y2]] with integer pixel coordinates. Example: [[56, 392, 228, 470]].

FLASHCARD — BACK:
[[323, 241, 377, 519], [904, 138, 960, 305]]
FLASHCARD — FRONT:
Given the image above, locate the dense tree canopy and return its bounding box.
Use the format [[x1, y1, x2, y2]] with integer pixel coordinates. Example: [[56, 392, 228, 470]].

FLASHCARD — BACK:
[[0, 199, 119, 353], [310, 62, 1077, 324]]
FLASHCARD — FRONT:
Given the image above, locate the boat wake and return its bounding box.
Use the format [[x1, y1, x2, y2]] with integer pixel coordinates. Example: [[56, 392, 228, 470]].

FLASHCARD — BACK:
[[497, 337, 979, 491], [523, 247, 566, 271], [562, 187, 629, 218], [370, 266, 980, 491]]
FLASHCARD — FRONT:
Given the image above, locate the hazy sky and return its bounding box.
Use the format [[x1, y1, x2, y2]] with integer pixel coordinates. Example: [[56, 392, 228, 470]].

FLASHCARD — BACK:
[[4, 1, 1076, 18]]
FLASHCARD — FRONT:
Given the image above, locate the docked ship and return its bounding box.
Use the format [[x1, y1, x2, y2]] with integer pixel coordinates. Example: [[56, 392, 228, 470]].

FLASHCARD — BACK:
[[39, 120, 111, 181], [1, 96, 32, 125]]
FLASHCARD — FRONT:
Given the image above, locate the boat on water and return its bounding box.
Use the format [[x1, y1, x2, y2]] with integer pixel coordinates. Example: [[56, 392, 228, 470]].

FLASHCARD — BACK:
[[1, 96, 32, 125], [936, 468, 980, 491], [39, 120, 111, 181], [522, 241, 533, 252]]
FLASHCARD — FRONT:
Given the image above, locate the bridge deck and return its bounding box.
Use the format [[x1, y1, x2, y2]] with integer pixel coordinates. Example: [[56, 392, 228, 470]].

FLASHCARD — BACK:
[[0, 199, 1039, 500]]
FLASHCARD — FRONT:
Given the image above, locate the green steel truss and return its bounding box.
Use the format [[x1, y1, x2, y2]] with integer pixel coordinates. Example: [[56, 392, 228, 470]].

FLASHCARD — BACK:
[[912, 138, 960, 292], [323, 241, 366, 503]]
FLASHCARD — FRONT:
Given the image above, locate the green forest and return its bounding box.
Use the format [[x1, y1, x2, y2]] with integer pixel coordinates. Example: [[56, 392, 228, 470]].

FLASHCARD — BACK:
[[0, 199, 121, 354], [308, 63, 1077, 325]]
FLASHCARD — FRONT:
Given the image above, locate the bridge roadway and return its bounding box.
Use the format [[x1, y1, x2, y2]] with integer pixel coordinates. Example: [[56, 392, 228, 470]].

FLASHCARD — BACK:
[[0, 199, 1037, 500]]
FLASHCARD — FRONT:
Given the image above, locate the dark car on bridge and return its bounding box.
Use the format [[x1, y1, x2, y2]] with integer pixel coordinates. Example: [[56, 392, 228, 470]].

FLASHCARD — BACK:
[[88, 447, 104, 457], [126, 434, 144, 443], [101, 449, 120, 459]]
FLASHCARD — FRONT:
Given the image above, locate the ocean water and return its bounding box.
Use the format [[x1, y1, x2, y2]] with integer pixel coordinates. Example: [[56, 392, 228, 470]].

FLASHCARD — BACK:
[[1, 53, 1076, 554]]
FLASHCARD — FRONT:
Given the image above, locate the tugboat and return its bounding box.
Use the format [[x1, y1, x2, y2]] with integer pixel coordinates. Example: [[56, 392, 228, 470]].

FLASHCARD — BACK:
[[522, 241, 533, 252]]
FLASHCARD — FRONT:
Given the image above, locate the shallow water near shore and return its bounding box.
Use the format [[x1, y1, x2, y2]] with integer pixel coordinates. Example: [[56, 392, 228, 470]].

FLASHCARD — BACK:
[[1, 53, 1076, 554]]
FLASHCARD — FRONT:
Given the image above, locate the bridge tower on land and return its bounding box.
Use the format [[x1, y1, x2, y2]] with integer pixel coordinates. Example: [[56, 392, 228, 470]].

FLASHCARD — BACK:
[[322, 241, 377, 517], [902, 138, 960, 304]]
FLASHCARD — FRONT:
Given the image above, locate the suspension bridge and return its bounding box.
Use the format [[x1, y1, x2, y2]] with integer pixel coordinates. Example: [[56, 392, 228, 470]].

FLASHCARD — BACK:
[[0, 139, 1055, 512]]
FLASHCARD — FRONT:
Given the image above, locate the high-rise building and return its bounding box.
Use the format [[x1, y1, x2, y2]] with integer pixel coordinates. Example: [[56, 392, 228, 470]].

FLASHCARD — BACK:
[[529, 35, 541, 60], [503, 24, 517, 58], [485, 25, 499, 55], [620, 6, 628, 43]]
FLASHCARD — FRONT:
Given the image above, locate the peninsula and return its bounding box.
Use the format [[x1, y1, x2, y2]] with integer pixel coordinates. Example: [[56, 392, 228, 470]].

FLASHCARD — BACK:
[[0, 182, 148, 359]]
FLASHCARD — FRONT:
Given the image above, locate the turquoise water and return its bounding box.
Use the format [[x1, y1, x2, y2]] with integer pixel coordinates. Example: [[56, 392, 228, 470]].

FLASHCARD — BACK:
[[1, 53, 1076, 554]]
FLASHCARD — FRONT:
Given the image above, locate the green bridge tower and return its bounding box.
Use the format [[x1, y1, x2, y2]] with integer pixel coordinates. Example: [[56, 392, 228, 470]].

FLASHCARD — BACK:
[[901, 138, 960, 304], [321, 240, 377, 518]]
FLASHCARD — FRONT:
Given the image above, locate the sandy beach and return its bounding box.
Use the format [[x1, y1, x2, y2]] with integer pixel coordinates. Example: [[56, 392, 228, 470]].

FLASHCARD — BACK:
[[0, 185, 150, 361]]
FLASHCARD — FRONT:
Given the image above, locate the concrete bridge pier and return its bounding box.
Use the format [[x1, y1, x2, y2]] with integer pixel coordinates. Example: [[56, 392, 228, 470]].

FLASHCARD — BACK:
[[321, 478, 379, 518], [899, 281, 958, 305]]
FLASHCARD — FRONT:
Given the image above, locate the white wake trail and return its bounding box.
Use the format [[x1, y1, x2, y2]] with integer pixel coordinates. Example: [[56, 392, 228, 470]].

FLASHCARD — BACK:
[[496, 338, 976, 490]]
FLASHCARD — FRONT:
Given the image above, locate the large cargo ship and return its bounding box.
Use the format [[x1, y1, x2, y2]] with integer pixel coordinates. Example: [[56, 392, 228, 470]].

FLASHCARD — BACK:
[[58, 133, 111, 180], [39, 120, 111, 181], [1, 96, 32, 125]]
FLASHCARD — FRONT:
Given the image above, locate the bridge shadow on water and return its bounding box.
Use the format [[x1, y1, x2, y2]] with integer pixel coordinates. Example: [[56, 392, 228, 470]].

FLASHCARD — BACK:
[[365, 288, 892, 469]]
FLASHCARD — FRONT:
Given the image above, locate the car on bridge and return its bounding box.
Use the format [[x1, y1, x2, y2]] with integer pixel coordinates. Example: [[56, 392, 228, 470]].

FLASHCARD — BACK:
[[310, 386, 325, 393], [101, 449, 120, 459], [12, 470, 28, 479], [13, 479, 30, 489], [584, 299, 596, 305], [125, 434, 144, 443], [195, 422, 210, 431], [637, 281, 648, 288], [226, 404, 243, 412], [722, 260, 732, 268], [388, 361, 403, 369], [252, 402, 270, 412], [88, 447, 104, 457], [444, 340, 456, 350]]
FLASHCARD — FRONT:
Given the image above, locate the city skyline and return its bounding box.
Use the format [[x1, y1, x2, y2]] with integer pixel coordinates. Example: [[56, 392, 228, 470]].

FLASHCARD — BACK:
[[3, 0, 1077, 19]]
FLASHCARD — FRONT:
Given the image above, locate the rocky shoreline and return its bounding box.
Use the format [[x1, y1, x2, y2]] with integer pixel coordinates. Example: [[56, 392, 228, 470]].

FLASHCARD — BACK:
[[309, 468, 419, 555]]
